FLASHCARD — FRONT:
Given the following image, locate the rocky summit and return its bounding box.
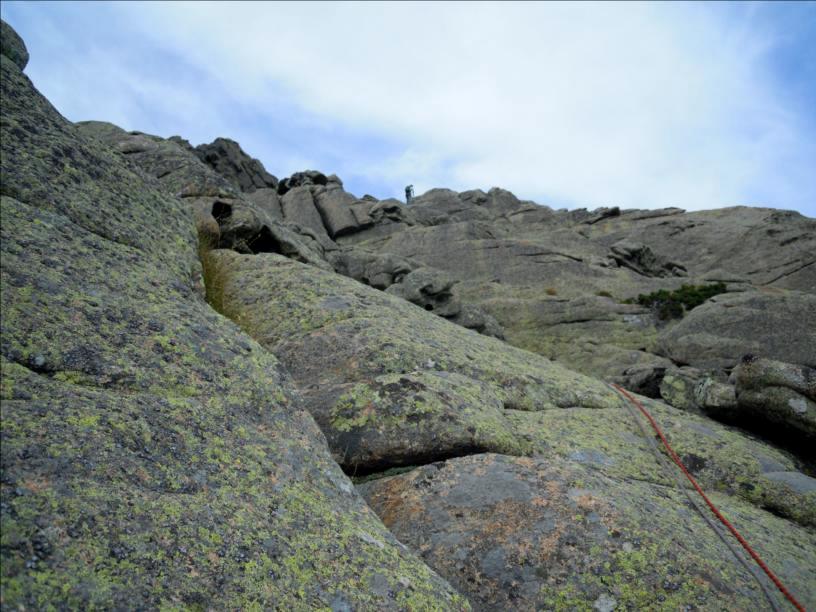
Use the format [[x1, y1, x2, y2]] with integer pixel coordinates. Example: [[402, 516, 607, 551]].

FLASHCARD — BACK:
[[1, 21, 814, 611]]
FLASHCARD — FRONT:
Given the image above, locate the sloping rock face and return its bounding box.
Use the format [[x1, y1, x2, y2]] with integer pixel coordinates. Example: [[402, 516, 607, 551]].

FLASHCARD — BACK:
[[77, 124, 503, 338], [203, 249, 618, 474], [305, 171, 815, 448], [0, 25, 466, 609], [2, 20, 815, 612], [202, 240, 816, 608], [360, 453, 815, 611]]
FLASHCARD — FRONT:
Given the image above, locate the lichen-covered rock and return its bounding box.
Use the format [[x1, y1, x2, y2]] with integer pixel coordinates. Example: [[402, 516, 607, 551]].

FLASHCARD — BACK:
[[204, 249, 624, 473], [1, 20, 28, 70], [359, 454, 816, 611], [385, 267, 462, 317], [659, 368, 738, 417], [76, 121, 332, 269], [507, 397, 815, 527], [659, 367, 705, 412], [735, 356, 816, 400], [338, 184, 815, 396], [0, 39, 466, 609], [732, 356, 816, 443]]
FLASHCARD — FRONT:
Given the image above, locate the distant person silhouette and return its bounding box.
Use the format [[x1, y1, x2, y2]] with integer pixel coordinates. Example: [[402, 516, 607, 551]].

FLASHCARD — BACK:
[[405, 184, 414, 204]]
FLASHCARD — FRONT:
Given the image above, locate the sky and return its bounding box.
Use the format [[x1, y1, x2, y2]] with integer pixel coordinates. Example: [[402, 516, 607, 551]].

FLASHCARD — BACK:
[[3, 1, 815, 216]]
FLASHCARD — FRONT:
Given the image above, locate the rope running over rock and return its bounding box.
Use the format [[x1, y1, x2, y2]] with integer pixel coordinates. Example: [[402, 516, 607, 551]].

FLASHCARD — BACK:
[[611, 383, 805, 612]]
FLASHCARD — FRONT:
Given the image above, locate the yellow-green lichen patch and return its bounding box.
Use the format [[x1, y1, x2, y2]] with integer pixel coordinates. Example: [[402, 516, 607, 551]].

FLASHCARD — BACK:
[[206, 249, 627, 474], [1, 51, 467, 610], [326, 370, 529, 473], [507, 397, 815, 527]]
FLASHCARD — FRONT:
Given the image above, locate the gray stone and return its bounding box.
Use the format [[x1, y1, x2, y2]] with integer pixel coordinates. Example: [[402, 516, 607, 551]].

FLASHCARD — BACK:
[[1, 20, 28, 70], [313, 185, 359, 237], [610, 239, 686, 277], [359, 454, 816, 610], [245, 187, 283, 220], [658, 291, 816, 370], [0, 41, 463, 608], [194, 137, 278, 192], [280, 185, 330, 239]]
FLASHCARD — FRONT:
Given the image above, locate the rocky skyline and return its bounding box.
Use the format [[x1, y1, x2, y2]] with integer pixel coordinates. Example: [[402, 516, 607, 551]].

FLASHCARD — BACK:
[[4, 2, 816, 215]]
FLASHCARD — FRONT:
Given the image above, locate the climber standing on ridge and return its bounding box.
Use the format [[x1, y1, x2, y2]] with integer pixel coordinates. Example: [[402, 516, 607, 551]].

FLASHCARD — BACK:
[[405, 184, 414, 204]]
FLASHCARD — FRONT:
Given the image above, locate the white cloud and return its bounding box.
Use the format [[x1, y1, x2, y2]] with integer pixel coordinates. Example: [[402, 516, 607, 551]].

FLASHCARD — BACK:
[[11, 1, 816, 214]]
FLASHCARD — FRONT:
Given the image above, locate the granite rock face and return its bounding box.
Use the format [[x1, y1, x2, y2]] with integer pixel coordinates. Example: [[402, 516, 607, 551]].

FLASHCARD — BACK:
[[1, 19, 27, 70], [203, 248, 620, 474], [194, 137, 279, 193], [360, 453, 815, 611], [2, 19, 815, 611], [732, 356, 816, 443], [0, 25, 466, 609], [657, 291, 816, 370]]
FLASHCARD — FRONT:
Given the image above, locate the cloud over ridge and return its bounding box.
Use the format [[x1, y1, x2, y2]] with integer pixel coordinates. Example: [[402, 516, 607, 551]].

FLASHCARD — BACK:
[[5, 1, 815, 215]]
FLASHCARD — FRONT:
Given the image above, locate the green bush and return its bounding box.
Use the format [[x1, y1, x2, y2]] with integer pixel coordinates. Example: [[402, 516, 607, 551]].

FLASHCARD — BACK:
[[623, 282, 727, 320]]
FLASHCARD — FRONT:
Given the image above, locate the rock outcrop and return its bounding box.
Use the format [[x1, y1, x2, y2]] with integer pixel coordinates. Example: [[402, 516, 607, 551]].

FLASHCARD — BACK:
[[0, 25, 466, 609], [2, 19, 815, 611], [657, 291, 816, 370], [194, 137, 279, 192], [360, 452, 814, 611], [732, 356, 816, 443]]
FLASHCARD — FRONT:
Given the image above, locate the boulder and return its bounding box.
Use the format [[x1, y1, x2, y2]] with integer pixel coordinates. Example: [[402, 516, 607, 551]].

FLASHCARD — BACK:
[[659, 368, 737, 417], [659, 367, 706, 412], [350, 201, 375, 227], [244, 186, 283, 220], [409, 188, 491, 225], [204, 249, 624, 474], [657, 291, 816, 370], [385, 267, 461, 317], [610, 239, 687, 277], [734, 356, 816, 400], [312, 184, 359, 237], [329, 249, 413, 289], [732, 356, 816, 443], [280, 185, 330, 238], [695, 378, 738, 413], [449, 303, 505, 339], [277, 170, 330, 195]]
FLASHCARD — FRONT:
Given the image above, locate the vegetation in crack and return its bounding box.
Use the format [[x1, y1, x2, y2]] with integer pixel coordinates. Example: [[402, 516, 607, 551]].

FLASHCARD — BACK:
[[623, 282, 728, 320]]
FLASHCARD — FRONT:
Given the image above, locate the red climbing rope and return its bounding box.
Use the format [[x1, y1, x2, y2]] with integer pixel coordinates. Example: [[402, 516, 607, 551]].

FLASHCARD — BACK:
[[611, 383, 807, 612]]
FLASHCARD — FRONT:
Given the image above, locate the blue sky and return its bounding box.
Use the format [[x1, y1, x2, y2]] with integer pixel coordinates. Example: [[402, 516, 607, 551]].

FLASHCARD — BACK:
[[3, 1, 815, 216]]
